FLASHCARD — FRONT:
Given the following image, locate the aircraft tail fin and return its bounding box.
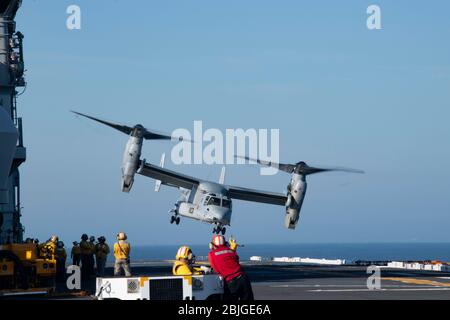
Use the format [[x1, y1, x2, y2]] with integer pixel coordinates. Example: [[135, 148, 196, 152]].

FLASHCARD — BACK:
[[219, 166, 226, 184], [154, 153, 165, 192]]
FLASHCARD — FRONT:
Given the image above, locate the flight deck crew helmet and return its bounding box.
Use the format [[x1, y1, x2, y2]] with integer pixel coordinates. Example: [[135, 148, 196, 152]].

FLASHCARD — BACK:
[[81, 234, 88, 241], [176, 246, 193, 260], [50, 235, 59, 242], [212, 235, 226, 247], [73, 241, 78, 246], [117, 232, 127, 241], [98, 236, 106, 243], [89, 236, 96, 242], [57, 241, 64, 248]]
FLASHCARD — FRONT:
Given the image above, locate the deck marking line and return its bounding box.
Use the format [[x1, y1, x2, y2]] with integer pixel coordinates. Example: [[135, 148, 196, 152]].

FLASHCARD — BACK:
[[383, 277, 450, 287]]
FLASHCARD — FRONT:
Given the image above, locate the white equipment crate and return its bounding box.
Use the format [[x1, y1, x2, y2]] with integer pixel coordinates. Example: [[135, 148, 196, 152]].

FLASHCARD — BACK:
[[96, 274, 224, 300]]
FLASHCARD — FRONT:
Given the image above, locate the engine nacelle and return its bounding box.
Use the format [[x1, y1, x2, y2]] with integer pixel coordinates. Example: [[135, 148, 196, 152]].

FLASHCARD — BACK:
[[121, 135, 143, 192], [284, 174, 307, 229]]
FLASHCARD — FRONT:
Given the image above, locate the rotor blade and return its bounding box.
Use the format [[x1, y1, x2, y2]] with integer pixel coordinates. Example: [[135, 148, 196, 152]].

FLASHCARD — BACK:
[[301, 165, 365, 175], [143, 130, 173, 141], [235, 155, 296, 173], [72, 111, 189, 142], [144, 130, 195, 142], [71, 111, 133, 135]]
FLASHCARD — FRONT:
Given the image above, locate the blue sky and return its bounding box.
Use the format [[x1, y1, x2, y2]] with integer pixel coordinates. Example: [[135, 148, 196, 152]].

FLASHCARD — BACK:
[[15, 0, 450, 245]]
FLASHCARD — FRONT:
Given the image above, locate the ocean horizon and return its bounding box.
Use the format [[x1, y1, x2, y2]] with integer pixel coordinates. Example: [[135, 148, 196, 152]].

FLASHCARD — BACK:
[[125, 242, 450, 262]]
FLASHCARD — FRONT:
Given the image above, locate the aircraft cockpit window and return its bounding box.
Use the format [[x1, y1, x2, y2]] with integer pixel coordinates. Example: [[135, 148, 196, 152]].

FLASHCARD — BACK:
[[207, 197, 221, 206]]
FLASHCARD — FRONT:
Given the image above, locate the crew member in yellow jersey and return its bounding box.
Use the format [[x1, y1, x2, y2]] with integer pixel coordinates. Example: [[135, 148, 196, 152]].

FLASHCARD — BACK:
[[172, 246, 204, 276], [71, 241, 81, 266], [88, 236, 96, 275], [55, 241, 67, 280], [80, 234, 91, 277], [95, 236, 110, 276], [114, 232, 131, 277], [40, 235, 58, 259]]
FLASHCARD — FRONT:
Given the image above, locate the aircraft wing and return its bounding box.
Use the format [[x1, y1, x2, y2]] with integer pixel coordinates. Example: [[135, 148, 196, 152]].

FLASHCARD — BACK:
[[227, 185, 287, 206], [137, 161, 200, 190]]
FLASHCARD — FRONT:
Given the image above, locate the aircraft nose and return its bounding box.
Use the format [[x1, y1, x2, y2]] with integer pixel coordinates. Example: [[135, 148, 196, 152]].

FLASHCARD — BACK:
[[223, 209, 232, 221], [214, 207, 232, 224]]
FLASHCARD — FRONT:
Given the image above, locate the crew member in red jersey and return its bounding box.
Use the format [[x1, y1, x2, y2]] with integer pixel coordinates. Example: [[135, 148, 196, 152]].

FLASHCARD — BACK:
[[208, 235, 254, 300]]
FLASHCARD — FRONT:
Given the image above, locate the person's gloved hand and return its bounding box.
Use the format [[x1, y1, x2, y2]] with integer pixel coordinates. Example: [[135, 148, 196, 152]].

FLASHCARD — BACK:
[[229, 238, 238, 251]]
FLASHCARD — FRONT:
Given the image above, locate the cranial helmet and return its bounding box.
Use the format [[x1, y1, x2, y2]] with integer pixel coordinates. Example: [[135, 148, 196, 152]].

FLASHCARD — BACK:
[[212, 235, 226, 247], [176, 246, 193, 260]]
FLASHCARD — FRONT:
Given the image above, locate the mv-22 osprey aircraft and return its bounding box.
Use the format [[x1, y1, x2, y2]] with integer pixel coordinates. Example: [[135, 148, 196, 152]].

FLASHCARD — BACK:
[[72, 111, 364, 235]]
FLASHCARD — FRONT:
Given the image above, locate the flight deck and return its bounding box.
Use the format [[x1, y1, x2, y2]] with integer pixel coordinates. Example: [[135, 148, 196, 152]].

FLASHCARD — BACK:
[[68, 262, 450, 300]]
